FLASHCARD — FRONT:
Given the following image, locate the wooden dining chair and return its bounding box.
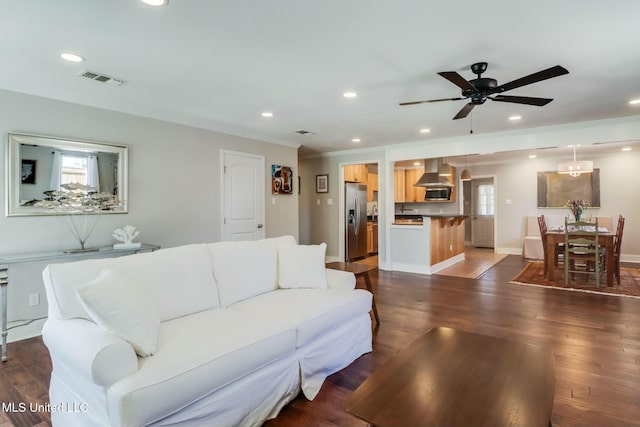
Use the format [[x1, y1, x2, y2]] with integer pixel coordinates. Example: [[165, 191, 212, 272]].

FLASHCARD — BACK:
[[613, 215, 626, 285], [538, 215, 562, 274], [564, 218, 605, 288]]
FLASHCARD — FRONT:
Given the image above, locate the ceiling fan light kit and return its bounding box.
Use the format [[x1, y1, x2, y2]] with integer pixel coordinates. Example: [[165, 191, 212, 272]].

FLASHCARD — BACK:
[[400, 62, 569, 120]]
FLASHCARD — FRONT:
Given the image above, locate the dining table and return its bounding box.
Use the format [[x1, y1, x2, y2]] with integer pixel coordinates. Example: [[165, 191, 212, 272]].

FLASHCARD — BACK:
[[544, 230, 615, 286]]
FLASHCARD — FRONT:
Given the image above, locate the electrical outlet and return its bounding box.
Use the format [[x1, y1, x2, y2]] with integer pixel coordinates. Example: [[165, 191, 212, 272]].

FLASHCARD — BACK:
[[29, 293, 40, 307]]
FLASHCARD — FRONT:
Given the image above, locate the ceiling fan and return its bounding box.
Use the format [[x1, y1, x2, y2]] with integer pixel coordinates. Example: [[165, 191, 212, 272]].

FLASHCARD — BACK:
[[400, 62, 569, 120]]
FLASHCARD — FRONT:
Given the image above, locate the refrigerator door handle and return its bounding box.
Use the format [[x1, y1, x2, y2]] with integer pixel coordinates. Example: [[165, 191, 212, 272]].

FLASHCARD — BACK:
[[354, 197, 360, 236]]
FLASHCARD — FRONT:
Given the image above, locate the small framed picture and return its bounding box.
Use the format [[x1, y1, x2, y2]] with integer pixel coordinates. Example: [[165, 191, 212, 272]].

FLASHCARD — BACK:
[[316, 174, 328, 193], [21, 159, 36, 184]]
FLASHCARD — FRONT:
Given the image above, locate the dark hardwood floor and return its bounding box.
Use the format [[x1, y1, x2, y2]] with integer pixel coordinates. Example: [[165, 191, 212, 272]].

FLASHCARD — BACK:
[[2, 255, 640, 427]]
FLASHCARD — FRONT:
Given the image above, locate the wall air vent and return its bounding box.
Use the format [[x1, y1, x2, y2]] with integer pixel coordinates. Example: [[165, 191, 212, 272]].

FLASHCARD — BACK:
[[295, 130, 314, 135], [77, 70, 125, 86]]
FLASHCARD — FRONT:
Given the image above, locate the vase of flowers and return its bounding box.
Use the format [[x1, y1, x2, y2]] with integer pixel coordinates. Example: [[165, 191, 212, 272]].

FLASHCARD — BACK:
[[35, 183, 122, 252], [565, 199, 590, 222]]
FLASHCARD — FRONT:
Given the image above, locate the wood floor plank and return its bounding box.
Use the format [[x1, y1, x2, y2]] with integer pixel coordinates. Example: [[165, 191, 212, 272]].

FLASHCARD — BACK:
[[1, 254, 639, 427]]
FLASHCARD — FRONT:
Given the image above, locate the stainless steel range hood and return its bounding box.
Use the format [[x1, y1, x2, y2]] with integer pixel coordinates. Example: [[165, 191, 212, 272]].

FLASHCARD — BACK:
[[414, 159, 453, 187]]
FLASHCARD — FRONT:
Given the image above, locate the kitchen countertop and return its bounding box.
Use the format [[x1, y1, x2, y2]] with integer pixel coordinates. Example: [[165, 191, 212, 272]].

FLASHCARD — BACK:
[[393, 214, 467, 225]]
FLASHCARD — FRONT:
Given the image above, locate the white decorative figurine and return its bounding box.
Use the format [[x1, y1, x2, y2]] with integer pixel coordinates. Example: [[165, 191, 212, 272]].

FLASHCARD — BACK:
[[113, 225, 141, 249]]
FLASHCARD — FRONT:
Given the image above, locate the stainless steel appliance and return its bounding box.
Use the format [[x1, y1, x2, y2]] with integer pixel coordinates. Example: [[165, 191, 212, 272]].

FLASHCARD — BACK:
[[425, 186, 452, 201], [345, 182, 368, 261]]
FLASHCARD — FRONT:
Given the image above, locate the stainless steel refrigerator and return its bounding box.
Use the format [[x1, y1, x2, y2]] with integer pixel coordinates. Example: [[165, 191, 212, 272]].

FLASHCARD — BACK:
[[345, 182, 368, 261]]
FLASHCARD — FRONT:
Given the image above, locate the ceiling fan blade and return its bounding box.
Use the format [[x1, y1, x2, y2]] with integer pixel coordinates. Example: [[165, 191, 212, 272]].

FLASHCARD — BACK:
[[438, 71, 478, 93], [453, 103, 475, 120], [493, 65, 569, 93], [399, 97, 465, 106], [491, 95, 553, 106]]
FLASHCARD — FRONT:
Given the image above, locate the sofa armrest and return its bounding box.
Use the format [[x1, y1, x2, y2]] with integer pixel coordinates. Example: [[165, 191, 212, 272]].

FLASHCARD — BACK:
[[42, 317, 138, 388], [325, 268, 356, 291]]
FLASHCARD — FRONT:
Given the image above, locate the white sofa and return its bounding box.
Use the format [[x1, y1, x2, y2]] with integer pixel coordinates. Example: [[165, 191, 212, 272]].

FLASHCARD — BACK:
[[41, 236, 373, 427]]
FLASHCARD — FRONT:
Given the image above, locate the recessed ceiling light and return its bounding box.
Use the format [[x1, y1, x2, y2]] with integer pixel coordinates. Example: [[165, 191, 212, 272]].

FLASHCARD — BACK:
[[630, 98, 640, 105], [622, 147, 632, 151], [351, 138, 361, 143], [413, 161, 421, 166], [261, 112, 273, 117], [528, 154, 537, 159], [60, 53, 84, 62], [419, 128, 431, 133], [509, 115, 522, 121], [141, 0, 168, 6], [343, 92, 357, 98]]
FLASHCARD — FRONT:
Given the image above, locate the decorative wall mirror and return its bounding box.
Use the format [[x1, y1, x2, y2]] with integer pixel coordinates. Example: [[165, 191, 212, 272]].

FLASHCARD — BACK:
[[5, 133, 128, 216]]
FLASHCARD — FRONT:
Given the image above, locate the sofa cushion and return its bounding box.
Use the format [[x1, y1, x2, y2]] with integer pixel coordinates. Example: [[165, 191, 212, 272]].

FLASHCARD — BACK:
[[278, 243, 328, 289], [106, 308, 296, 427], [43, 244, 220, 321], [106, 244, 221, 321], [76, 269, 161, 357], [229, 288, 372, 348], [208, 236, 297, 306]]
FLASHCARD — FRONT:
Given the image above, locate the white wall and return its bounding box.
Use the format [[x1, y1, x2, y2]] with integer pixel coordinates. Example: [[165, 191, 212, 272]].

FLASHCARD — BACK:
[[0, 89, 299, 342]]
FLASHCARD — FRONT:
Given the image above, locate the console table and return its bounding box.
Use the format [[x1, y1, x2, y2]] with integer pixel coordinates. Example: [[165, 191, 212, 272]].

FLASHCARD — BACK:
[[0, 243, 160, 362]]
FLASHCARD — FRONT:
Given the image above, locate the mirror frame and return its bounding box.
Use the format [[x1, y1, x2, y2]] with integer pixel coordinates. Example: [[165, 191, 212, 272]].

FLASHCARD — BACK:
[[5, 132, 129, 217]]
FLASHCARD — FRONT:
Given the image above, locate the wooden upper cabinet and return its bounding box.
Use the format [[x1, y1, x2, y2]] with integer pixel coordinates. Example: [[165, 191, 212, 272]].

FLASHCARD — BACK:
[[344, 164, 368, 184], [367, 172, 378, 201], [394, 169, 405, 202], [394, 166, 457, 203], [404, 169, 426, 203]]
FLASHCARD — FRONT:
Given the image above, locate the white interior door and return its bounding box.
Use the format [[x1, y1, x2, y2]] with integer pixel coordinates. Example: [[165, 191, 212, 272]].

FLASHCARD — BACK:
[[222, 151, 265, 241], [472, 178, 495, 248]]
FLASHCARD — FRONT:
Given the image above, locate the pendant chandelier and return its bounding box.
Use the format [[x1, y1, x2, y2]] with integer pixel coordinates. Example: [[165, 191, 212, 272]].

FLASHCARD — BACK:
[[460, 155, 471, 181], [438, 157, 452, 177], [557, 145, 593, 177]]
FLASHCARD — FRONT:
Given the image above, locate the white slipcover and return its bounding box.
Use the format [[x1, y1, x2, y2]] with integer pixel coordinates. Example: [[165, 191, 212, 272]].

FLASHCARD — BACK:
[[523, 216, 544, 259], [42, 236, 372, 427]]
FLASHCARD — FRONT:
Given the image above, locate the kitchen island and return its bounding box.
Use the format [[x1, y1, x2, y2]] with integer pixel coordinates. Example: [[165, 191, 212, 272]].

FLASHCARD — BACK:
[[390, 215, 466, 274]]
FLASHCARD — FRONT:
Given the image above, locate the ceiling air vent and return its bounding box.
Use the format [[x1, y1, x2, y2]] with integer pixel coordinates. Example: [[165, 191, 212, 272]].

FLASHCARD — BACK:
[[77, 70, 125, 86], [295, 130, 314, 135]]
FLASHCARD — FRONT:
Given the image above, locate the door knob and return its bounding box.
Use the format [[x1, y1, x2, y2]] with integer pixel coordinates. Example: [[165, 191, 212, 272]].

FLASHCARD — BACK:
[[257, 224, 264, 229]]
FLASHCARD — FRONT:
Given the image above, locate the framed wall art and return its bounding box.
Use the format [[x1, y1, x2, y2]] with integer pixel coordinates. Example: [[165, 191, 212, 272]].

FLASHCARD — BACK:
[[316, 174, 328, 193], [21, 159, 36, 184], [272, 164, 293, 194], [537, 169, 600, 208]]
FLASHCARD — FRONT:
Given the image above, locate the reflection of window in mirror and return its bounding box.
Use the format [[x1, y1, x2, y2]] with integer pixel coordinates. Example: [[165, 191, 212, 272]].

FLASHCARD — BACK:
[[62, 155, 89, 185], [50, 152, 109, 193]]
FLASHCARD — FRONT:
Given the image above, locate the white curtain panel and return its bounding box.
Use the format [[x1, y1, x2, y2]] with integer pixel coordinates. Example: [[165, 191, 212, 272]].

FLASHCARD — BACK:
[[87, 155, 100, 190], [49, 150, 62, 191]]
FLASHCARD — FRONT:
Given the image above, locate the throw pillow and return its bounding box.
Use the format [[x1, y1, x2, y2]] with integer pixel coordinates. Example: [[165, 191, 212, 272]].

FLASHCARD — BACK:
[[278, 243, 328, 289], [76, 269, 160, 357]]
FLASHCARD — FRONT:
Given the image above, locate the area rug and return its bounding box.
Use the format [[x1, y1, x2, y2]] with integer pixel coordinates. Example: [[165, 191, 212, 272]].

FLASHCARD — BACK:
[[510, 261, 640, 299]]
